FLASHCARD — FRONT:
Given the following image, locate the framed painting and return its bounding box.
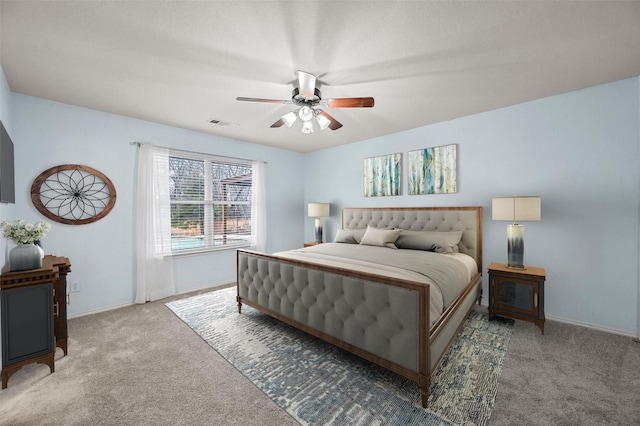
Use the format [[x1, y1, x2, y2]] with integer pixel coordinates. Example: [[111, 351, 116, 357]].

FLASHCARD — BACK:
[[363, 153, 402, 197], [408, 144, 457, 195]]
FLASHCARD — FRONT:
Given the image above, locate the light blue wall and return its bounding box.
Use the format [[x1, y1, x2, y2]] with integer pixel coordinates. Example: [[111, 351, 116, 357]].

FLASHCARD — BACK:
[[3, 59, 639, 336], [8, 94, 304, 316], [303, 77, 640, 336]]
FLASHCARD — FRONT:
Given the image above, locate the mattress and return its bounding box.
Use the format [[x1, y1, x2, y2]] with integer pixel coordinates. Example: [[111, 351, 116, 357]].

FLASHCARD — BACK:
[[273, 242, 476, 326]]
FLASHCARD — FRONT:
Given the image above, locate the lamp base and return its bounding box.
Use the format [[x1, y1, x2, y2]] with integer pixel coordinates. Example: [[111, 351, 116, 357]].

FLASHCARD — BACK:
[[507, 224, 525, 269], [505, 264, 527, 270], [314, 218, 323, 244]]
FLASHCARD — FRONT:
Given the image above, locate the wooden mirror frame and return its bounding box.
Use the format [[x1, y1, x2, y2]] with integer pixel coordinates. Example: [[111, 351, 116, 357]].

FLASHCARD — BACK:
[[31, 164, 117, 225]]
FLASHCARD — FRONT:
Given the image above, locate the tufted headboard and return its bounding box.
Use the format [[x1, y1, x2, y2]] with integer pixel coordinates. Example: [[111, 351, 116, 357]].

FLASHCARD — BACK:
[[342, 207, 482, 273]]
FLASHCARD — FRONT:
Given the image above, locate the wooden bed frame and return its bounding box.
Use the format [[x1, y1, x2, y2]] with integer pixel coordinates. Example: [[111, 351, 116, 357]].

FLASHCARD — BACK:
[[236, 206, 482, 408]]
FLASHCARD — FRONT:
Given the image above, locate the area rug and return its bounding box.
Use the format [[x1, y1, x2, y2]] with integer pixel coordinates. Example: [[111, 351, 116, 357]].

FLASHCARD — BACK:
[[166, 287, 513, 426]]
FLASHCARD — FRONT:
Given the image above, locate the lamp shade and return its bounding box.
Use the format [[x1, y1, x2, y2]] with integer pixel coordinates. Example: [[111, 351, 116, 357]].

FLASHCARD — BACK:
[[301, 120, 314, 134], [281, 111, 297, 128], [492, 196, 541, 223], [308, 203, 330, 217], [316, 113, 331, 131]]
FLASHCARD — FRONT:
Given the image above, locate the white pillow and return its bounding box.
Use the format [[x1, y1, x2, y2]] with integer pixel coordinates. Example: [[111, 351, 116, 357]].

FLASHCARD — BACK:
[[334, 228, 366, 244], [359, 226, 402, 249]]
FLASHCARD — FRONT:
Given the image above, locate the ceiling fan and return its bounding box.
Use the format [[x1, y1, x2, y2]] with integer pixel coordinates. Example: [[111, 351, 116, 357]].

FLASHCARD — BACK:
[[236, 70, 374, 134]]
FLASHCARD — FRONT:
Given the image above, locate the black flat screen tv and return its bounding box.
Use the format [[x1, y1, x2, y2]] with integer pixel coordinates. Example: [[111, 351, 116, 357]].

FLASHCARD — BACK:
[[0, 120, 16, 204]]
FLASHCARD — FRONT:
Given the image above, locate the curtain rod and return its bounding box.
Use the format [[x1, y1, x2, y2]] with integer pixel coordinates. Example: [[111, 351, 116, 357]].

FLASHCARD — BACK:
[[130, 141, 266, 164]]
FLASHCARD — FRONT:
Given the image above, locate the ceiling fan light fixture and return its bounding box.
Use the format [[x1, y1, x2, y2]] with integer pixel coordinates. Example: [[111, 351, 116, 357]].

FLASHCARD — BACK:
[[315, 112, 331, 131], [298, 106, 314, 122], [282, 111, 297, 128], [237, 71, 371, 134], [301, 120, 314, 134]]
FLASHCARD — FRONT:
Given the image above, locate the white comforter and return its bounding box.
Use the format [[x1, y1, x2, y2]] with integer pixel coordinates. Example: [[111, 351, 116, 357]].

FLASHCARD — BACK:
[[273, 243, 476, 326]]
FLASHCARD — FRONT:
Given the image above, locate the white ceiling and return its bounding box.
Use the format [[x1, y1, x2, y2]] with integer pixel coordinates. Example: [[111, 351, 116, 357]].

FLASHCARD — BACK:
[[1, 1, 639, 153]]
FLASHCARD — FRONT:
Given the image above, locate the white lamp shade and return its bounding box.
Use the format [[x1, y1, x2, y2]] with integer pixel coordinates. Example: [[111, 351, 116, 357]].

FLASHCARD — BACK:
[[298, 106, 314, 121], [308, 203, 330, 217], [316, 113, 331, 131], [281, 111, 297, 128], [301, 120, 314, 134], [492, 196, 541, 222]]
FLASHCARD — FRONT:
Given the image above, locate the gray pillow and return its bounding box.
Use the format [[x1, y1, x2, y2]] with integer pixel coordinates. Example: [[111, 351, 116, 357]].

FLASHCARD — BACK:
[[359, 227, 403, 249], [395, 230, 464, 253], [334, 228, 366, 244]]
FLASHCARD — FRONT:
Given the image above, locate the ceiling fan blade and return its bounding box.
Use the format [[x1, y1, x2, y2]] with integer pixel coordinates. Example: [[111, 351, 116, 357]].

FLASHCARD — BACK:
[[236, 97, 290, 104], [296, 70, 317, 100], [270, 118, 285, 128], [324, 97, 375, 108], [318, 111, 343, 130]]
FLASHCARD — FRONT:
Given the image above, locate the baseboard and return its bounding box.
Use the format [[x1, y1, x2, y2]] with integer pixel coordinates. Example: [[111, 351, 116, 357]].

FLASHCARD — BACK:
[[175, 281, 235, 295], [68, 302, 135, 319], [545, 313, 637, 339], [478, 302, 637, 339], [68, 281, 235, 319]]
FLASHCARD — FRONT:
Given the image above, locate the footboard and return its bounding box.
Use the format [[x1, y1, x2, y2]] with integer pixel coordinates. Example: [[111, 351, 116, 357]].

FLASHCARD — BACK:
[[237, 249, 432, 403]]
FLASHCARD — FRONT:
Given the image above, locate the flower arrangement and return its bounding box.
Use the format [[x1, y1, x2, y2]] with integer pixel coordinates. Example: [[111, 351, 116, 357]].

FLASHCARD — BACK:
[[0, 219, 51, 245]]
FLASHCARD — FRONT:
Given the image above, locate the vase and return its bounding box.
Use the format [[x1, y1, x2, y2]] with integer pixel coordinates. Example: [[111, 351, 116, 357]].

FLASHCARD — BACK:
[[34, 240, 45, 259], [9, 244, 43, 271]]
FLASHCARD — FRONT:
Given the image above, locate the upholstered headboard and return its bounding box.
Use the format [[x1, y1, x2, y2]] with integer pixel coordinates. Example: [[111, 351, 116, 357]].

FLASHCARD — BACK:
[[342, 207, 482, 273]]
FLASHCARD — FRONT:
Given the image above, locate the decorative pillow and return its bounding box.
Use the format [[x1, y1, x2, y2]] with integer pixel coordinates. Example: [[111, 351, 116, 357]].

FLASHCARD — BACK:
[[334, 228, 366, 244], [359, 226, 403, 249], [395, 230, 464, 254]]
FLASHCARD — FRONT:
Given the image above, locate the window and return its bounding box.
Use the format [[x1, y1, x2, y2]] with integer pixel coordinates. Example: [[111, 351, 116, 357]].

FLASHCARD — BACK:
[[169, 152, 252, 252]]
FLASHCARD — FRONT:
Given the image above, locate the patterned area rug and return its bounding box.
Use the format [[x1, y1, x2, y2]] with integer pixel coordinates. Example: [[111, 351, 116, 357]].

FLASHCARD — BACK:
[[166, 287, 513, 426]]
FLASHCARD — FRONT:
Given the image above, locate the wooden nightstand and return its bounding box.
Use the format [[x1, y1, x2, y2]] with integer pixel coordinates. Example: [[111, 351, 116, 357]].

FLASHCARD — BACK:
[[304, 241, 322, 247], [488, 262, 546, 334]]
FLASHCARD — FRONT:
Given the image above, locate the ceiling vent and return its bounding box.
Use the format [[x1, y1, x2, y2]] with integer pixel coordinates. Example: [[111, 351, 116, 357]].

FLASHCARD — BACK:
[[208, 118, 238, 127]]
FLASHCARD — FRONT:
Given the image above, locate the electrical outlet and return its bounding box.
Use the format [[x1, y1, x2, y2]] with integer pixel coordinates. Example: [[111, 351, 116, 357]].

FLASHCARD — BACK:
[[70, 282, 80, 293]]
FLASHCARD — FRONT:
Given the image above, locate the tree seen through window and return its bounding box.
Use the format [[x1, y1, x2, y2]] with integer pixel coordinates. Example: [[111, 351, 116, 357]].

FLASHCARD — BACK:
[[169, 155, 252, 251]]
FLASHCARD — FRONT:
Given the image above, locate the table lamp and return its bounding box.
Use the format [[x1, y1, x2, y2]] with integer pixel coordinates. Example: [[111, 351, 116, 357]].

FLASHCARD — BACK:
[[492, 196, 541, 269], [308, 203, 330, 243]]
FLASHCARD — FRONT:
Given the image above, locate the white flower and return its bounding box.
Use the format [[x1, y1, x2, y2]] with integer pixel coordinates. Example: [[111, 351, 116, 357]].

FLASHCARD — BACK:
[[0, 219, 51, 245]]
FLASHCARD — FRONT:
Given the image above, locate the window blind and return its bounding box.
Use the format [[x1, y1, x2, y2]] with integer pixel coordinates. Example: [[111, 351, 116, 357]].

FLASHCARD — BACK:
[[167, 152, 252, 252]]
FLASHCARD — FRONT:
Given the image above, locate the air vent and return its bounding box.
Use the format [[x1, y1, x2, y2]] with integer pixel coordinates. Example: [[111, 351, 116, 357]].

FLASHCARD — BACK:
[[208, 118, 238, 127]]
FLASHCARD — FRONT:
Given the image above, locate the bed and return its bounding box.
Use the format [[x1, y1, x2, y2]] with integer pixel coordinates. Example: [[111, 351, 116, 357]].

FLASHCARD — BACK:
[[236, 206, 482, 408]]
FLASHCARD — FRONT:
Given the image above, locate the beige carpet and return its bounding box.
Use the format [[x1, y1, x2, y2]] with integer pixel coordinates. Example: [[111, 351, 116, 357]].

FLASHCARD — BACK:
[[1, 284, 639, 425], [0, 284, 298, 426], [491, 318, 640, 425]]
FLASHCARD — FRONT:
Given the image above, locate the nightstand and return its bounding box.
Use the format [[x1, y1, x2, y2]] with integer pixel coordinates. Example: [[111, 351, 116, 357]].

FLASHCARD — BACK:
[[304, 241, 322, 247], [488, 262, 546, 334]]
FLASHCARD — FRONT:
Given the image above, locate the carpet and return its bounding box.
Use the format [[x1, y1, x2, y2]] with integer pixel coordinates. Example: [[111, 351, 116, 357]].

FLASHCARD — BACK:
[[166, 287, 513, 426]]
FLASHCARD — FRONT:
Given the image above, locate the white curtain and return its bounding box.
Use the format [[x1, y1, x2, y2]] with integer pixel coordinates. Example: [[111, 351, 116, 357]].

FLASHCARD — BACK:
[[135, 143, 175, 303], [250, 160, 267, 252]]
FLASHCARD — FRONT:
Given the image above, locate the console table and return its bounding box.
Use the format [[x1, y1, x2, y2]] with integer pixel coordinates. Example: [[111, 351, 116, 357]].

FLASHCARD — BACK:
[[1, 255, 71, 389]]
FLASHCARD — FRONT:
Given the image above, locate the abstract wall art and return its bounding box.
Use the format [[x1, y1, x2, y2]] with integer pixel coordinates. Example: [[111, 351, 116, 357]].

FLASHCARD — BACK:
[[363, 153, 402, 197], [407, 144, 457, 195]]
